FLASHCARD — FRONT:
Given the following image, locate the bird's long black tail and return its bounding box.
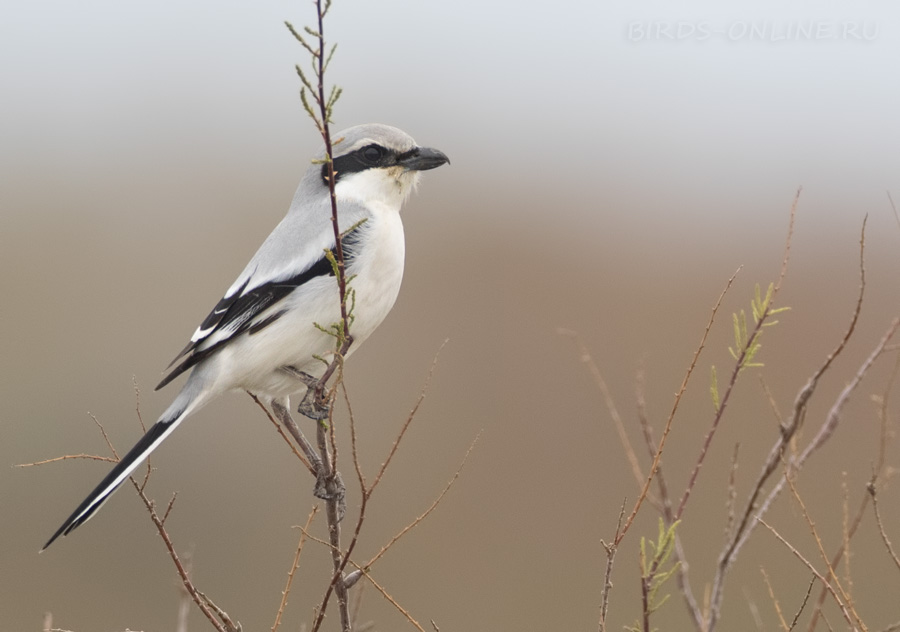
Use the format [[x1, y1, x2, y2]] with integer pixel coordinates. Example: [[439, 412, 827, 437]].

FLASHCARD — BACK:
[[41, 389, 201, 551]]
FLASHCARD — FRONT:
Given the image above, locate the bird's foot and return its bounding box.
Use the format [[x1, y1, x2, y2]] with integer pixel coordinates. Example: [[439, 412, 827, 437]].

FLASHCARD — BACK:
[[282, 366, 330, 420], [297, 385, 330, 420], [313, 469, 346, 521]]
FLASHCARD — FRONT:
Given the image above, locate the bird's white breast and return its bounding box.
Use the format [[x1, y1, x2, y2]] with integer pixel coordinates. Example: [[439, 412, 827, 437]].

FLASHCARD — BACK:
[[345, 202, 406, 343]]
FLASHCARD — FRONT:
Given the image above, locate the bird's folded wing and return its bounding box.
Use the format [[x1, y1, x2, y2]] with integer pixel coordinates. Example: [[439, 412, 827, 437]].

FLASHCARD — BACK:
[[156, 223, 363, 391]]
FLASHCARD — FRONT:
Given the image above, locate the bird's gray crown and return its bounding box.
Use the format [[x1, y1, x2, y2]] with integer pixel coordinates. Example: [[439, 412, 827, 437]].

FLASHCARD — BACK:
[[328, 123, 417, 159]]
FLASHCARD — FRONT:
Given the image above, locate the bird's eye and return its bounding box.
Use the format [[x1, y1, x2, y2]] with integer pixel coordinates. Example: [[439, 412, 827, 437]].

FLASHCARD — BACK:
[[362, 145, 384, 164]]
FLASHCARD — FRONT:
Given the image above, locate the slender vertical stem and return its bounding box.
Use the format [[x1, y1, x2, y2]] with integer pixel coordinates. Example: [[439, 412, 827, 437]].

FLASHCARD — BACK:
[[314, 0, 353, 400], [312, 2, 351, 628], [318, 421, 351, 632]]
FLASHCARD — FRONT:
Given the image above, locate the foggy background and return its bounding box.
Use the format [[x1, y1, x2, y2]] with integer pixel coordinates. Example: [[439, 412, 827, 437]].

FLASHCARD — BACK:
[[3, 1, 900, 630]]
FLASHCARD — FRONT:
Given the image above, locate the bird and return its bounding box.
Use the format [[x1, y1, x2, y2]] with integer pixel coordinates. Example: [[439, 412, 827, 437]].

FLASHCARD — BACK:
[[42, 123, 449, 550]]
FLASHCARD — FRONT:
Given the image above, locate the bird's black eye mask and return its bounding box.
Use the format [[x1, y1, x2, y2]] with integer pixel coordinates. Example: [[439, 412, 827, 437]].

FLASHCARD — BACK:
[[322, 144, 417, 185]]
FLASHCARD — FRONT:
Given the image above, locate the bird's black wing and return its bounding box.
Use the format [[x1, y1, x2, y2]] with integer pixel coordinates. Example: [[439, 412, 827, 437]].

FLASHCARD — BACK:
[[157, 245, 339, 390]]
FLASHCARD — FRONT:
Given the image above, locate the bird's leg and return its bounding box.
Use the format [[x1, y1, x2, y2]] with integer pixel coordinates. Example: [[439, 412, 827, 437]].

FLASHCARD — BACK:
[[275, 370, 343, 507], [271, 398, 331, 499], [282, 366, 330, 420]]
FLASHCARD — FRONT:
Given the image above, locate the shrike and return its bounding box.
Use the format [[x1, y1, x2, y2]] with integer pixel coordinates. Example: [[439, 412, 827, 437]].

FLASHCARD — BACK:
[[43, 123, 448, 550]]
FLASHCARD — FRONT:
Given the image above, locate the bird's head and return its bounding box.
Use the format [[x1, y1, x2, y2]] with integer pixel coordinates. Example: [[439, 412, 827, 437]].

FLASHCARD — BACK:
[[315, 123, 449, 209]]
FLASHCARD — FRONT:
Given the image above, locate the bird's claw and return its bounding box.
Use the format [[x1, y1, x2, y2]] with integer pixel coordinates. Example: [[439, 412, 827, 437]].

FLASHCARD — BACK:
[[313, 470, 346, 521], [297, 385, 330, 420]]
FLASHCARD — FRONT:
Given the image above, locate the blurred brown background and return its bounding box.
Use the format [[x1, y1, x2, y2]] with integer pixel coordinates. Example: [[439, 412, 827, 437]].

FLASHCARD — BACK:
[[3, 1, 900, 630]]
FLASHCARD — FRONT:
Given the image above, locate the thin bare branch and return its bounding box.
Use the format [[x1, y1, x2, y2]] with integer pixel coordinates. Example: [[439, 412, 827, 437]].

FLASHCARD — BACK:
[[636, 370, 706, 629], [888, 191, 900, 233], [875, 351, 900, 474], [308, 0, 351, 413], [133, 377, 147, 433], [288, 521, 428, 632], [598, 499, 626, 632], [559, 329, 647, 491], [789, 576, 816, 631], [869, 484, 900, 572], [340, 379, 372, 594], [681, 191, 800, 520], [617, 266, 741, 545], [808, 345, 900, 631], [132, 476, 237, 632], [711, 216, 882, 630], [634, 365, 663, 513], [369, 340, 448, 495], [807, 490, 872, 632], [355, 568, 426, 632], [729, 313, 897, 628], [16, 454, 117, 467], [310, 415, 350, 632], [346, 381, 367, 492], [760, 566, 790, 631], [784, 475, 857, 618], [161, 492, 178, 527], [724, 443, 740, 543], [88, 394, 238, 631], [774, 187, 801, 293], [677, 302, 775, 519], [758, 375, 785, 429], [365, 432, 479, 570], [757, 518, 858, 630], [841, 478, 854, 602], [195, 590, 241, 632], [755, 317, 900, 522], [310, 332, 451, 632], [89, 412, 120, 459], [250, 393, 315, 473], [272, 506, 320, 632], [328, 401, 341, 478]]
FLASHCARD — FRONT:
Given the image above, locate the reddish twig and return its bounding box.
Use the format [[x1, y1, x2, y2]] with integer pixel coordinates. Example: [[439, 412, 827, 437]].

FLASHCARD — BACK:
[[869, 484, 900, 573], [678, 188, 800, 522], [760, 566, 790, 631], [370, 340, 448, 495], [616, 266, 741, 546], [559, 329, 647, 493], [272, 506, 320, 632], [757, 518, 857, 630], [249, 393, 315, 474], [364, 432, 479, 571], [16, 454, 116, 467], [598, 500, 626, 632], [707, 214, 876, 631]]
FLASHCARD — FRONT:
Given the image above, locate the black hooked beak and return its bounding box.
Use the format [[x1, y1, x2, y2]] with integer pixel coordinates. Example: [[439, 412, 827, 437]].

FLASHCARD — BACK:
[[398, 146, 450, 171]]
